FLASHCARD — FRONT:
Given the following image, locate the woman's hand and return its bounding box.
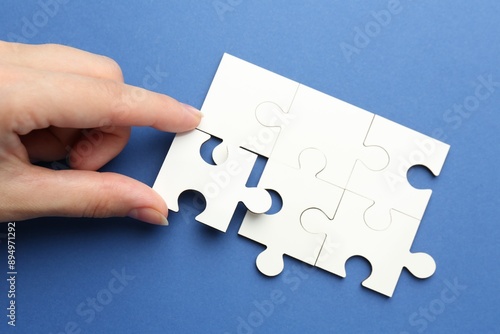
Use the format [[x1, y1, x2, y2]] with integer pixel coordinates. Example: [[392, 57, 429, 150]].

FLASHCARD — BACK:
[[0, 41, 202, 225]]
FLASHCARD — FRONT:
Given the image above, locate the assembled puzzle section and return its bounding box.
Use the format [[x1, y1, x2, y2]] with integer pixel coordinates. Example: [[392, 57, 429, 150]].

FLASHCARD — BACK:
[[301, 191, 437, 297], [257, 84, 389, 189], [346, 115, 450, 231], [153, 53, 450, 297], [197, 53, 299, 160], [238, 149, 344, 277]]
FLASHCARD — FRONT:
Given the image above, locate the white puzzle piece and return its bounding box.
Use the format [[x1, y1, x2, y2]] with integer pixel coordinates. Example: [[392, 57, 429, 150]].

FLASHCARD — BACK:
[[153, 53, 450, 296], [301, 190, 436, 297], [238, 148, 344, 276], [257, 84, 389, 188], [153, 129, 272, 232], [346, 115, 451, 231], [197, 53, 299, 159]]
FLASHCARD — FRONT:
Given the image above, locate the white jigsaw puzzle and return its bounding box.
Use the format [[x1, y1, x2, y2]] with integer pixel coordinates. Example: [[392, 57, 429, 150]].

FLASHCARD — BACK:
[[197, 53, 299, 161], [238, 148, 344, 277], [346, 115, 450, 231], [301, 190, 436, 297], [153, 53, 450, 297], [257, 84, 389, 188], [153, 129, 272, 232]]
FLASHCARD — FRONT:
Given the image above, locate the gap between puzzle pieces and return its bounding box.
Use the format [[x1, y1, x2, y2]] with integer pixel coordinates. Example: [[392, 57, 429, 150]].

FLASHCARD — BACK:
[[153, 53, 450, 297], [153, 128, 272, 233], [197, 53, 449, 232], [238, 148, 343, 277]]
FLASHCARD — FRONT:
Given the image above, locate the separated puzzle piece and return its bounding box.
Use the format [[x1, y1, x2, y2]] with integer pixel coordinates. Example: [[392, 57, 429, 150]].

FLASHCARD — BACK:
[[256, 84, 389, 188], [238, 148, 344, 276], [301, 191, 436, 297], [347, 115, 450, 231], [153, 129, 272, 232], [197, 53, 299, 160]]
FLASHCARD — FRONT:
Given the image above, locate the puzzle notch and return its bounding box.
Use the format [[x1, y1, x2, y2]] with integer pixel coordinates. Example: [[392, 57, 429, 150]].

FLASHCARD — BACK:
[[238, 148, 344, 276], [347, 115, 451, 231], [153, 53, 450, 297], [257, 84, 389, 189], [197, 53, 299, 158], [153, 129, 272, 232], [301, 190, 436, 297]]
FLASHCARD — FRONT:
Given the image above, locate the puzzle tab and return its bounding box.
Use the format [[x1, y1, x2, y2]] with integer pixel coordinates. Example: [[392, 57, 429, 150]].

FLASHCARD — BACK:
[[238, 148, 344, 277], [153, 53, 450, 297], [153, 129, 272, 232], [301, 191, 436, 297]]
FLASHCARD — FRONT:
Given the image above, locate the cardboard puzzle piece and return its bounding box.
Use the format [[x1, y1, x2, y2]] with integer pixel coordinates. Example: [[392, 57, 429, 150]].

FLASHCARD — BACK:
[[238, 148, 344, 276], [154, 53, 450, 296], [153, 129, 272, 232], [301, 190, 436, 297], [197, 53, 299, 160], [346, 115, 451, 231], [257, 84, 389, 188]]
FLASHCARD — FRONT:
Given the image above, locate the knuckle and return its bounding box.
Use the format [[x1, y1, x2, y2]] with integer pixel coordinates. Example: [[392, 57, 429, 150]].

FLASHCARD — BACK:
[[99, 81, 136, 123], [83, 178, 116, 218], [100, 79, 125, 109], [99, 56, 124, 82]]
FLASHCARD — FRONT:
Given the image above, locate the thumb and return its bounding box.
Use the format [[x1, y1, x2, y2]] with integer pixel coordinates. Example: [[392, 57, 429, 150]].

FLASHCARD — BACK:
[[3, 165, 169, 225]]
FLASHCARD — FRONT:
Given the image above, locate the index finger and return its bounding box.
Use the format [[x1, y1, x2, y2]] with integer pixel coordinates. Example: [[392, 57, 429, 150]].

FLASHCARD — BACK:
[[3, 64, 202, 134]]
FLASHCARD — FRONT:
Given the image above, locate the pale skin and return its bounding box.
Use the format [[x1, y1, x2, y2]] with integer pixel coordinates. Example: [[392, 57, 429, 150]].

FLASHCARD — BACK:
[[0, 41, 202, 225]]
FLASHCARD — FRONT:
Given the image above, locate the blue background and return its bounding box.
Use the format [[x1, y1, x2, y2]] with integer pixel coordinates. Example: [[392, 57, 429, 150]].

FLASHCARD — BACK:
[[1, 1, 499, 333]]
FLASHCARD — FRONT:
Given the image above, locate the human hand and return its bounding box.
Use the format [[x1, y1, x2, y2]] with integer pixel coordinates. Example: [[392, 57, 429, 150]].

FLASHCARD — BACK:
[[0, 41, 202, 225]]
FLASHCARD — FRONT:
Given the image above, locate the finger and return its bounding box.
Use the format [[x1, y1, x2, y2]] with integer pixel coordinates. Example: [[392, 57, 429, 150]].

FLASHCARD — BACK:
[[20, 127, 81, 162], [20, 126, 131, 170], [2, 64, 202, 134], [68, 126, 131, 171], [20, 126, 130, 169], [1, 164, 168, 225], [0, 41, 124, 82]]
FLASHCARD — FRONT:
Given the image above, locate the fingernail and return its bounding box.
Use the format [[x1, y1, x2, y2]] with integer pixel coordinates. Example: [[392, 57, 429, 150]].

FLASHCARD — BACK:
[[181, 103, 204, 119], [127, 208, 169, 226]]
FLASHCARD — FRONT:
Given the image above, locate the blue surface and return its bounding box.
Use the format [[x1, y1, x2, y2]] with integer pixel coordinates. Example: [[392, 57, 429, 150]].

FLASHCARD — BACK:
[[1, 1, 499, 333]]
